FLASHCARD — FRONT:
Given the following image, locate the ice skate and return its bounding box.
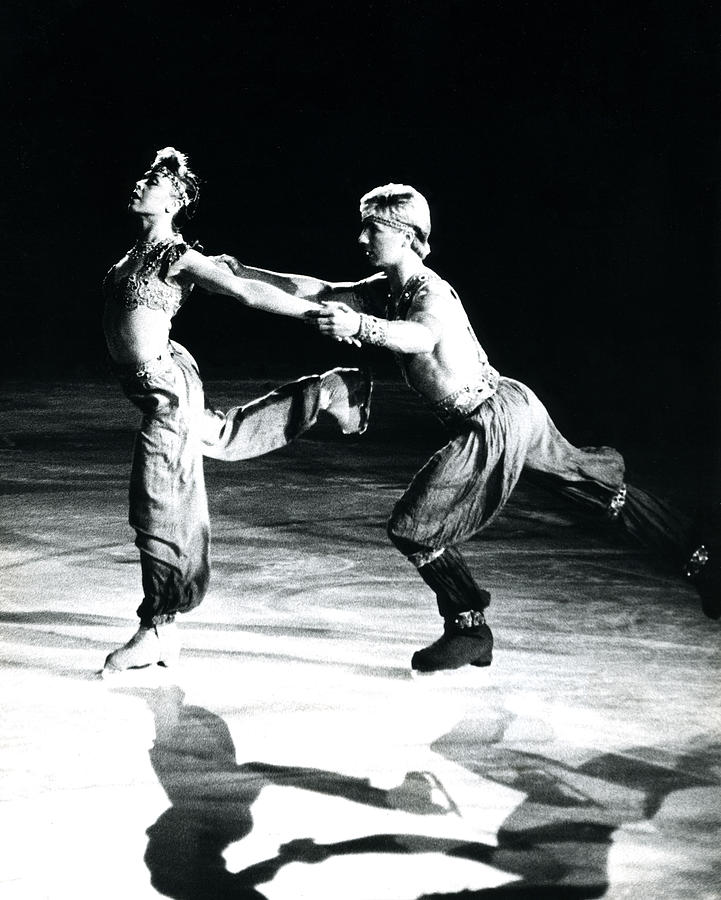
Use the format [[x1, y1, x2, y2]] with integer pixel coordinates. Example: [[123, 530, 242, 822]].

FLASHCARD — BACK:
[[103, 622, 180, 672], [411, 610, 493, 673]]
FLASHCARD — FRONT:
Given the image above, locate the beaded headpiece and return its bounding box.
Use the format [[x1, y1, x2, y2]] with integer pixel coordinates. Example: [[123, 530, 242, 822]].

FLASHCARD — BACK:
[[149, 147, 199, 214], [360, 183, 431, 259]]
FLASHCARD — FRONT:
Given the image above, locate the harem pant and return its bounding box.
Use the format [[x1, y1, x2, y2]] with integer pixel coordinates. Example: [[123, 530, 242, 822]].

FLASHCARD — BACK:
[[387, 378, 694, 618], [119, 341, 367, 626]]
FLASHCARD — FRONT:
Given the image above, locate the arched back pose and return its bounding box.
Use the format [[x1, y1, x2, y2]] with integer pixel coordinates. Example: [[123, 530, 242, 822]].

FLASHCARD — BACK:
[[227, 183, 718, 672], [101, 148, 371, 673]]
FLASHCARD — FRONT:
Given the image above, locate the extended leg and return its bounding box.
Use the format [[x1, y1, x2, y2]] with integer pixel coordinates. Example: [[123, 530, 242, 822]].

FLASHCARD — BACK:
[[527, 474, 695, 565], [520, 388, 716, 616], [201, 367, 372, 461]]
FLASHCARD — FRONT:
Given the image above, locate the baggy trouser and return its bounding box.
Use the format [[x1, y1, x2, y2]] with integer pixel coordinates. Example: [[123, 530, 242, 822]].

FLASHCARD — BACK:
[[388, 378, 695, 621], [122, 342, 371, 626]]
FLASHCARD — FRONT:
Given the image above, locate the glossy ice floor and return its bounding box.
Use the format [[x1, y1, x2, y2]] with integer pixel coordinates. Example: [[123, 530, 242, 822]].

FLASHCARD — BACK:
[[1, 380, 719, 899]]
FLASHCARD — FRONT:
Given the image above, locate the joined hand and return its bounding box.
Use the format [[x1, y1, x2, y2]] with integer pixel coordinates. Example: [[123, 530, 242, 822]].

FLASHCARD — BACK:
[[305, 301, 362, 347]]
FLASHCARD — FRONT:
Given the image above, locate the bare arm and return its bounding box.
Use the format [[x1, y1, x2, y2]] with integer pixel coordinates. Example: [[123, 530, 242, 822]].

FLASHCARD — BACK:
[[226, 260, 354, 301], [213, 258, 365, 307], [170, 249, 324, 318], [306, 298, 442, 355]]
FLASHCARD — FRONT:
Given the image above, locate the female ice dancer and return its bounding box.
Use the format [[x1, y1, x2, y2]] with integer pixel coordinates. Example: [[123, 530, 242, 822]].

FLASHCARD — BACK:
[[102, 148, 370, 672]]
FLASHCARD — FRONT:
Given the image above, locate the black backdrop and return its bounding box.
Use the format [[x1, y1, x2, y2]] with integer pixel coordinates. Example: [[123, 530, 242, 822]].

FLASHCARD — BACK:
[[3, 0, 720, 500]]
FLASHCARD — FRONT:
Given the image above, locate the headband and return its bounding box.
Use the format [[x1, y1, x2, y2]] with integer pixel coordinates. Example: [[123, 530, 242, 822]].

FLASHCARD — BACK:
[[153, 166, 191, 207], [362, 212, 418, 235], [361, 211, 431, 259]]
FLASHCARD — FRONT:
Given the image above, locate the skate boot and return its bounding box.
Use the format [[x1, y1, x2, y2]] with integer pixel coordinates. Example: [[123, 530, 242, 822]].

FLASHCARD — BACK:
[[319, 367, 372, 435], [411, 610, 493, 672], [103, 621, 180, 672], [686, 544, 721, 620]]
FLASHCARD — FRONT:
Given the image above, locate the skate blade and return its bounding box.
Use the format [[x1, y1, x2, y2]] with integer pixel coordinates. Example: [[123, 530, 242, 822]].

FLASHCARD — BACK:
[[410, 664, 492, 682], [98, 663, 180, 686]]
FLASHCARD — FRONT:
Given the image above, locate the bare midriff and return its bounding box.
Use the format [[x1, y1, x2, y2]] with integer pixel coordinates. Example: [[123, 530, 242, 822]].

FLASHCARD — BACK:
[[103, 300, 173, 367]]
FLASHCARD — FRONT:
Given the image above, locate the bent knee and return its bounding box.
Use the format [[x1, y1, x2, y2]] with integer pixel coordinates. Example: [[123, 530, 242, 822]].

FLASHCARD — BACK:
[[387, 513, 430, 556], [386, 515, 404, 548]]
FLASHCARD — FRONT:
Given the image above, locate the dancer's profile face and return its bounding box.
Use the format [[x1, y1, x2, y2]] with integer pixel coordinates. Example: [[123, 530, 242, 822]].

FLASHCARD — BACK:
[[128, 170, 179, 216], [358, 219, 409, 268]]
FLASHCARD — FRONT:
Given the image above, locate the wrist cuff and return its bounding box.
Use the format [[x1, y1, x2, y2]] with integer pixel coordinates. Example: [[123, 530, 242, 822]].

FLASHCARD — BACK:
[[357, 313, 389, 347]]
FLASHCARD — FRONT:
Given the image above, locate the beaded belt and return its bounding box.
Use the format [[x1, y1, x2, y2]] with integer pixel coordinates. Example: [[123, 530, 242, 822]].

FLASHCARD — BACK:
[[430, 369, 500, 426], [113, 345, 175, 380]]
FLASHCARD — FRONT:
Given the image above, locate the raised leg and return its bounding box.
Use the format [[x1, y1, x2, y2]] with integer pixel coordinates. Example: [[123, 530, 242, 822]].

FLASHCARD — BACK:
[[201, 367, 372, 461]]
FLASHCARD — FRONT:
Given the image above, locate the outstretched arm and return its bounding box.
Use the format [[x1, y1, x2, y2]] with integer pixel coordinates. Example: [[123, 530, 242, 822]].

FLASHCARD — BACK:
[[306, 298, 442, 355], [170, 249, 324, 318], [222, 260, 355, 302], [211, 257, 390, 314]]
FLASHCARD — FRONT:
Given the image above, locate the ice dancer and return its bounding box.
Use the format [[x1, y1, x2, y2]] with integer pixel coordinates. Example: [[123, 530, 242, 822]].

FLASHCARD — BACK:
[[226, 183, 718, 672], [102, 148, 371, 672]]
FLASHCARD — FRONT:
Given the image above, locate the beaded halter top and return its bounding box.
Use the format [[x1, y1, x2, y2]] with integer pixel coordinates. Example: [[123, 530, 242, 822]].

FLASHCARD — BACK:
[[103, 236, 194, 318]]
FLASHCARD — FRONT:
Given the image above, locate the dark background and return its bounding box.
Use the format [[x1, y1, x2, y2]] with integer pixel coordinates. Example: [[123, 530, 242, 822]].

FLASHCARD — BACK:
[[3, 0, 720, 503]]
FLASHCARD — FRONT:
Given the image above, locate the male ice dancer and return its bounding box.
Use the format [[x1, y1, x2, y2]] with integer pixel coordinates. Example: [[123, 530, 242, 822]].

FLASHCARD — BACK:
[[228, 183, 719, 672]]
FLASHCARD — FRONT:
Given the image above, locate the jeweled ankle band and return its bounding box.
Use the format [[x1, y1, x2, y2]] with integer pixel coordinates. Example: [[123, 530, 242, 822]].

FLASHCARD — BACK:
[[685, 545, 709, 579], [410, 547, 445, 568], [453, 610, 486, 629], [607, 484, 627, 519]]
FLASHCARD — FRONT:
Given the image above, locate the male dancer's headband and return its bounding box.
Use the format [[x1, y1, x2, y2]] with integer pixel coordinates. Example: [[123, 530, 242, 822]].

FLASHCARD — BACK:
[[360, 183, 431, 259]]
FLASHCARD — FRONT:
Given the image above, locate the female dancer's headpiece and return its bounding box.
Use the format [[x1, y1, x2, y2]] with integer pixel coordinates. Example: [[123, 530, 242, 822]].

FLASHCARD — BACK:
[[150, 147, 200, 220]]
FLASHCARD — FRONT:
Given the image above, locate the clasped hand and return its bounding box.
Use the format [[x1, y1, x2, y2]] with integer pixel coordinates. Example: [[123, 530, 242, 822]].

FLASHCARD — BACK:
[[305, 301, 362, 346]]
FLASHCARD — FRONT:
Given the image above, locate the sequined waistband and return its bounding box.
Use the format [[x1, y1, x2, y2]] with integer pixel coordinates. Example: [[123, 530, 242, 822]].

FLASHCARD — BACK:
[[430, 368, 500, 426], [112, 346, 175, 380]]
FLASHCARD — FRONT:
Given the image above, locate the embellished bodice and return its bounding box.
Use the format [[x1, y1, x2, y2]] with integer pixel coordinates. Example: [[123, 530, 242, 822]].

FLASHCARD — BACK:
[[103, 237, 194, 318]]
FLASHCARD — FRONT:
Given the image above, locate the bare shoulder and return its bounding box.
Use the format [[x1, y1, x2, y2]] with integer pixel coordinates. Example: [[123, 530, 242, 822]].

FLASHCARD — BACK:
[[410, 272, 455, 310], [166, 245, 231, 284], [167, 244, 204, 272]]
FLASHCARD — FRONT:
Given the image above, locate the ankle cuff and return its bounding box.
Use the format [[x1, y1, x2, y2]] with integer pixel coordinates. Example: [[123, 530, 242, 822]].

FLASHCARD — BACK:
[[409, 547, 445, 568], [450, 610, 486, 630], [686, 544, 709, 579], [140, 614, 176, 628], [607, 484, 627, 519]]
